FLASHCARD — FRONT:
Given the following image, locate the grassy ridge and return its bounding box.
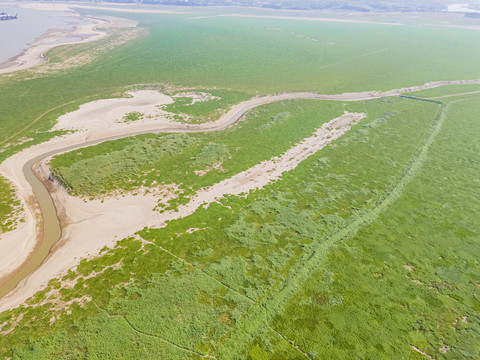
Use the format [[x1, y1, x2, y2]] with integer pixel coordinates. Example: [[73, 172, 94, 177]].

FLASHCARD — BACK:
[[49, 100, 345, 197], [408, 83, 480, 98]]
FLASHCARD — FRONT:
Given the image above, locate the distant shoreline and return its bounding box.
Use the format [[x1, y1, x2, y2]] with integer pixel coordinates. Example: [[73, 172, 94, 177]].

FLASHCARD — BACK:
[[0, 14, 110, 74]]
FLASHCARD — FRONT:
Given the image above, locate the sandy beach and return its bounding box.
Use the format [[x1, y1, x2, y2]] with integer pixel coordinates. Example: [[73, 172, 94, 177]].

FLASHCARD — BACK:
[[0, 4, 139, 75], [0, 19, 480, 312]]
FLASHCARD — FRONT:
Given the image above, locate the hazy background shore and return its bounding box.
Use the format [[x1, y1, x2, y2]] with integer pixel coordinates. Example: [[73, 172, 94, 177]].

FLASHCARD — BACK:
[[0, 3, 88, 63]]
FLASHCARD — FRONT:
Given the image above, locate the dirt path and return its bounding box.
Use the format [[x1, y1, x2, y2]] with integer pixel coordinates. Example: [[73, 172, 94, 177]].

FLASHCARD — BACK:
[[0, 79, 479, 312]]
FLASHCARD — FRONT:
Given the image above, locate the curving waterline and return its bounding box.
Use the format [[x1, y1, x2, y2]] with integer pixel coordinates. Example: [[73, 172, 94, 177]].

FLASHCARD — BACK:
[[1, 79, 479, 300]]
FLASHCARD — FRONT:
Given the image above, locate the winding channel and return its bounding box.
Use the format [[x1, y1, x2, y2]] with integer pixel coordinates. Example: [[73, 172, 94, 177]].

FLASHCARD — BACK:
[[0, 100, 264, 298], [1, 79, 480, 299]]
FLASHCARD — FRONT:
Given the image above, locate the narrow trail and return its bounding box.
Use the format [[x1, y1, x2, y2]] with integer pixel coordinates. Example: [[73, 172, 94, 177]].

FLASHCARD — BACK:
[[217, 102, 449, 356], [0, 79, 478, 312], [116, 314, 216, 359], [268, 316, 313, 359], [84, 295, 216, 359]]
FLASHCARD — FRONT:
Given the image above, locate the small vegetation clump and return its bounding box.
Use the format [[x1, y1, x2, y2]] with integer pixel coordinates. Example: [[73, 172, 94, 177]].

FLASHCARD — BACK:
[[0, 177, 21, 233], [165, 90, 250, 123], [120, 111, 145, 123], [259, 111, 291, 130], [191, 143, 229, 168]]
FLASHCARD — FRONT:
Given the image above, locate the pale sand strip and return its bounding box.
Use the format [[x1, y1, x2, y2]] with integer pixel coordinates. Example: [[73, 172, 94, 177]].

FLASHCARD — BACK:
[[19, 2, 191, 14]]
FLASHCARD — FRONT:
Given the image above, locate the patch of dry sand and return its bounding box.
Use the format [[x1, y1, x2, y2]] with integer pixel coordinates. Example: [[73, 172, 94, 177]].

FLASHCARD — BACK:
[[53, 90, 176, 134]]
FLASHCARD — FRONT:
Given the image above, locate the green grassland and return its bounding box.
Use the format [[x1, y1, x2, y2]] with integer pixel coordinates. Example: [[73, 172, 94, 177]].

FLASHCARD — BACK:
[[2, 9, 480, 154], [0, 177, 20, 233], [49, 100, 346, 198], [1, 7, 480, 360], [267, 95, 480, 359], [4, 94, 479, 359]]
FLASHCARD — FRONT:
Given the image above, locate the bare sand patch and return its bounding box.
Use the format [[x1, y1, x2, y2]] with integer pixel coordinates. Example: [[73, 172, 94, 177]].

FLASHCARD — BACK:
[[53, 90, 176, 134], [403, 264, 413, 271], [194, 162, 226, 176]]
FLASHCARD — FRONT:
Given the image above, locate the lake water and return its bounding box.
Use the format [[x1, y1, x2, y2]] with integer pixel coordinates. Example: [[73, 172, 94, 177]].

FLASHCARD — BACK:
[[0, 4, 87, 63]]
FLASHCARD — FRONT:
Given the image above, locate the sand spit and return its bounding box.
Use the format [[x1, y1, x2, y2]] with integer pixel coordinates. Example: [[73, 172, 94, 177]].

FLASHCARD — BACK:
[[0, 9, 138, 75], [1, 78, 480, 311], [53, 90, 177, 134]]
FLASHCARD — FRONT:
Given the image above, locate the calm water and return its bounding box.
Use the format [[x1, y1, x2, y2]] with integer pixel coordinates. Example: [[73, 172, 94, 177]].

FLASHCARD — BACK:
[[0, 4, 86, 63]]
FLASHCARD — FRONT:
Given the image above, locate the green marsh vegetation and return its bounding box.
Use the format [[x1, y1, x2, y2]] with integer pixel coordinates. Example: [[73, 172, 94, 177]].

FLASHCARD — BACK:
[[49, 100, 345, 197], [3, 9, 480, 154], [408, 83, 480, 98], [1, 7, 480, 359], [164, 89, 250, 123], [0, 177, 21, 233], [6, 95, 478, 359], [120, 111, 145, 123], [266, 94, 480, 359]]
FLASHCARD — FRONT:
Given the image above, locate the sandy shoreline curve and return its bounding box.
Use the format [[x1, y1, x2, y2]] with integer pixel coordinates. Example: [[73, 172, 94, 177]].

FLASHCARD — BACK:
[[0, 6, 138, 75], [1, 79, 480, 312]]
